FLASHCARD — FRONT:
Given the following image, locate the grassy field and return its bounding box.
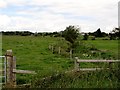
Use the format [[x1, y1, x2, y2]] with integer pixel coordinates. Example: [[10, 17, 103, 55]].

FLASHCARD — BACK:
[[2, 35, 73, 84], [84, 39, 118, 57], [2, 35, 72, 70], [2, 35, 120, 88]]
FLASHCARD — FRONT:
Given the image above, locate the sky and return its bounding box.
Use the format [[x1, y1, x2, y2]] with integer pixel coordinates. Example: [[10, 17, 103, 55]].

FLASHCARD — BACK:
[[0, 0, 119, 33]]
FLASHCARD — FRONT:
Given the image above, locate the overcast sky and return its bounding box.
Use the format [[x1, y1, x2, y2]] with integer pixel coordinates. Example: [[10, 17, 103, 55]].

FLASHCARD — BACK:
[[0, 0, 119, 33]]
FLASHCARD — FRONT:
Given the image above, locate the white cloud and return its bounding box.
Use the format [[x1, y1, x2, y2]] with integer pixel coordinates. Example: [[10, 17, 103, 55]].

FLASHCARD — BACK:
[[0, 0, 119, 32], [0, 0, 7, 8], [5, 0, 27, 6], [0, 15, 11, 26]]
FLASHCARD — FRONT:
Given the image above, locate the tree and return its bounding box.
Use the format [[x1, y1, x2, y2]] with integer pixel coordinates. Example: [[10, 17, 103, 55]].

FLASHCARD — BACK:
[[62, 25, 80, 48], [83, 33, 88, 40], [62, 25, 80, 59], [109, 27, 120, 40], [94, 28, 102, 37]]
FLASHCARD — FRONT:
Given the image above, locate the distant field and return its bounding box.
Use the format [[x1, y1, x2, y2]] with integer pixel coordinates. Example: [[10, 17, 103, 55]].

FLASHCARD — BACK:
[[2, 35, 119, 87]]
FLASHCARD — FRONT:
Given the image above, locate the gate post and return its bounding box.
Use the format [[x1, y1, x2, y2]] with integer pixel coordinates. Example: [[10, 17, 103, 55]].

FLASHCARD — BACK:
[[13, 56, 16, 87], [74, 57, 80, 71], [5, 50, 15, 88]]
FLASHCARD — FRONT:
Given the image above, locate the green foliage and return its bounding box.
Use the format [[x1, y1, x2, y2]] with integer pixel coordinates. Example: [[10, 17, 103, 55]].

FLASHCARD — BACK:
[[83, 33, 89, 40], [62, 25, 80, 47], [109, 27, 120, 40], [31, 69, 120, 88], [88, 36, 96, 40], [94, 28, 102, 37]]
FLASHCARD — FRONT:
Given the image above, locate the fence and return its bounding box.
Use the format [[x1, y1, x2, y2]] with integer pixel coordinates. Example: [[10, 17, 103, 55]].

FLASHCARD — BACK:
[[0, 50, 36, 88], [48, 45, 73, 59], [74, 57, 120, 71], [1, 50, 120, 88]]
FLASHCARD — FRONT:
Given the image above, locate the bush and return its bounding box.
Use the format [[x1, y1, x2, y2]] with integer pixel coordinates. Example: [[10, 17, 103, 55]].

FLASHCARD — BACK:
[[89, 36, 95, 40], [31, 69, 120, 88], [83, 33, 88, 40]]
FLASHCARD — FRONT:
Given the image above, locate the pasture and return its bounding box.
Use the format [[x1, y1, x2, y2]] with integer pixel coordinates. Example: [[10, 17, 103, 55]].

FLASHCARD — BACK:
[[2, 35, 119, 88], [84, 39, 118, 57]]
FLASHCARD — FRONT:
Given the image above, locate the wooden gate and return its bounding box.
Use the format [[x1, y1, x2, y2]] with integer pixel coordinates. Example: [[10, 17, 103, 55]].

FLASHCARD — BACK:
[[0, 50, 36, 88], [0, 56, 7, 86]]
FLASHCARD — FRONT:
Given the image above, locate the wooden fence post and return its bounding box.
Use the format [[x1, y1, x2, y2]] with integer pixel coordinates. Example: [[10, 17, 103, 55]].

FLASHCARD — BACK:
[[58, 47, 61, 54], [74, 57, 80, 71], [70, 49, 72, 60], [109, 62, 112, 70], [52, 45, 54, 53], [48, 45, 51, 50], [5, 50, 14, 88]]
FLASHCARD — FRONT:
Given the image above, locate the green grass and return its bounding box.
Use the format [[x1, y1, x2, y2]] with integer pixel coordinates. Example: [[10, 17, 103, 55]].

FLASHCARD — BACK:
[[2, 35, 119, 88], [2, 36, 72, 70], [31, 69, 119, 88], [80, 39, 118, 60], [84, 40, 118, 57], [2, 35, 73, 84]]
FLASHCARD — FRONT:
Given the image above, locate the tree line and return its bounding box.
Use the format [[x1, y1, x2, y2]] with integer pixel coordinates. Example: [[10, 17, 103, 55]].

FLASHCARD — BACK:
[[83, 28, 120, 40], [1, 26, 120, 40], [1, 31, 61, 37]]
